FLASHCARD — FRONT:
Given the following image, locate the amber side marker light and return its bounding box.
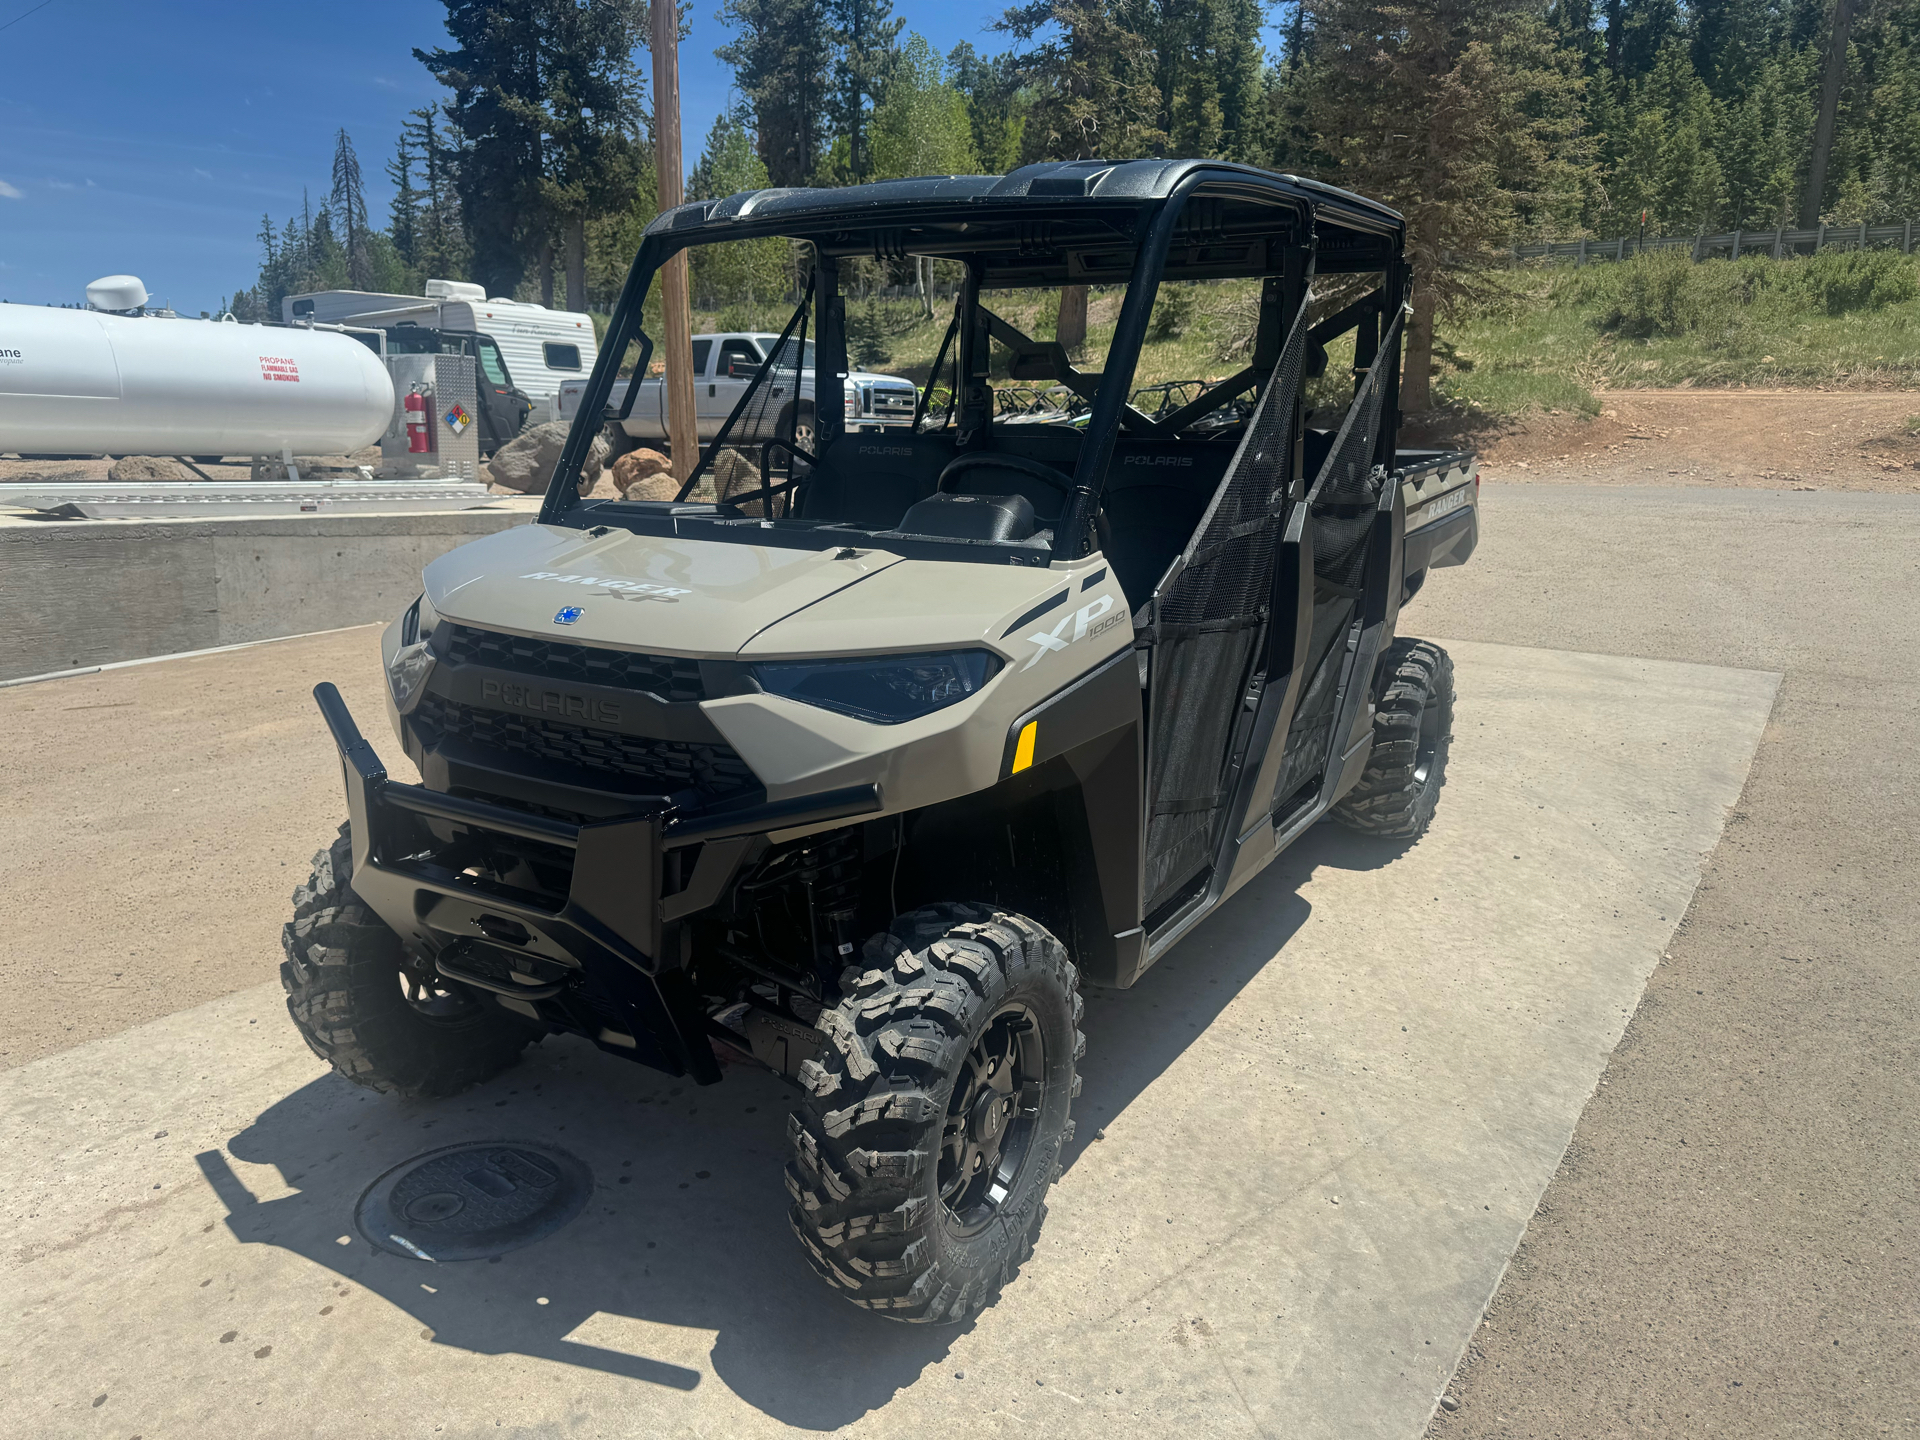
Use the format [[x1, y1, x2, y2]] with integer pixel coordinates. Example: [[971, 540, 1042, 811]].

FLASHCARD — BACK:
[[1012, 720, 1038, 773]]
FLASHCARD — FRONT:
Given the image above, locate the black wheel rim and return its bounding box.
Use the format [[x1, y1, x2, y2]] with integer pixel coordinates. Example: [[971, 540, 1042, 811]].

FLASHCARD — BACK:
[[938, 1002, 1046, 1235], [1413, 688, 1445, 788]]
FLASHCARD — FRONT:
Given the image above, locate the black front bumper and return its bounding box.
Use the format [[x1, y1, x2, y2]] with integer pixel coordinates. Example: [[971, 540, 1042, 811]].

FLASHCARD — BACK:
[[313, 683, 879, 1080]]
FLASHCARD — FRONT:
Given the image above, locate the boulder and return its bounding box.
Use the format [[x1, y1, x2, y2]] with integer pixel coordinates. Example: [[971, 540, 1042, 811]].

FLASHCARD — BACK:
[[108, 456, 193, 481], [611, 447, 672, 492], [622, 472, 679, 502], [580, 474, 622, 500], [485, 421, 609, 495], [714, 448, 784, 517]]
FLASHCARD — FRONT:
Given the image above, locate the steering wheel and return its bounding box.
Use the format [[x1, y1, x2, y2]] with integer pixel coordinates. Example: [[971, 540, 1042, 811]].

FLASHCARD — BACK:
[[936, 452, 1076, 515], [935, 451, 1108, 554]]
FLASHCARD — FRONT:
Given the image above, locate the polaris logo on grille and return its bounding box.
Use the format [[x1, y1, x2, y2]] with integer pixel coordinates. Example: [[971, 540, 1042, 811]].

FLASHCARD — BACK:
[[482, 677, 622, 725], [1123, 453, 1193, 466], [857, 445, 913, 457]]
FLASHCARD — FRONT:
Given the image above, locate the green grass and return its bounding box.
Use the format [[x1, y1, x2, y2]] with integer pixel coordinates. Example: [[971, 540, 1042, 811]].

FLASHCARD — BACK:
[[1434, 248, 1919, 417]]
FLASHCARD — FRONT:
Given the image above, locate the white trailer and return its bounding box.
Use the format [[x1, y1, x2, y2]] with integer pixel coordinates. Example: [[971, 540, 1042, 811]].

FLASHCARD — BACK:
[[283, 280, 597, 426]]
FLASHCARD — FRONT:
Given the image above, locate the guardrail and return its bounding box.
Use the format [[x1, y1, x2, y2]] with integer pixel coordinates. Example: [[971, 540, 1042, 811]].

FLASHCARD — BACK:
[[1513, 219, 1915, 264]]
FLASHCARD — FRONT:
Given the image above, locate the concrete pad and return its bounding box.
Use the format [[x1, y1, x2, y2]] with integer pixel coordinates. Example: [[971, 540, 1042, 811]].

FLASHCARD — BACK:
[[0, 640, 1778, 1439]]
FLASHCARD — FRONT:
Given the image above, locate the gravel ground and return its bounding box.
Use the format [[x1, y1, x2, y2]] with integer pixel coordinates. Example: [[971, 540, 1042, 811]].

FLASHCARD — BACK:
[[0, 626, 397, 1069], [1413, 483, 1919, 1439]]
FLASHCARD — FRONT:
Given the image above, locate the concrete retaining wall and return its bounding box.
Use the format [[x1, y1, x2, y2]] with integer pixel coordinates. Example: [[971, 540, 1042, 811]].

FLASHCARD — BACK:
[[0, 502, 540, 681]]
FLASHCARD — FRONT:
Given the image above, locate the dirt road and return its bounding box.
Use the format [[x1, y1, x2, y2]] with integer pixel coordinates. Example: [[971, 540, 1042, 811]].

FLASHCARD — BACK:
[[1407, 388, 1917, 492]]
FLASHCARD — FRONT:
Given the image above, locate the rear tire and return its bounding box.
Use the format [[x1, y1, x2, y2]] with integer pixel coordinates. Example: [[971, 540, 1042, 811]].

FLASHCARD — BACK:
[[1331, 638, 1453, 840], [785, 903, 1082, 1323], [279, 824, 536, 1098]]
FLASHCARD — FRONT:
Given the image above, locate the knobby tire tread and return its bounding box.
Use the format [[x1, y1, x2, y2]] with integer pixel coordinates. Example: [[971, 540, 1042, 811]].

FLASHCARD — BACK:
[[279, 823, 534, 1099], [1331, 638, 1454, 839], [786, 902, 1082, 1323]]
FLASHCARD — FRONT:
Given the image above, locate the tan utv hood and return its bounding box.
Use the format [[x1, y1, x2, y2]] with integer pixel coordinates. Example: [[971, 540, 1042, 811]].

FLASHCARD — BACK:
[[422, 522, 902, 657]]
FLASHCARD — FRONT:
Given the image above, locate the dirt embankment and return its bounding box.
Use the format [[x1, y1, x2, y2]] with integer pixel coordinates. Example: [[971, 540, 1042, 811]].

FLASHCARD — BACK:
[[1404, 388, 1918, 491]]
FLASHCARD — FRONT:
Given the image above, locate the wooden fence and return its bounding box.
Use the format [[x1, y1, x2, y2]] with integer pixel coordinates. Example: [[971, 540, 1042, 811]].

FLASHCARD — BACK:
[[1512, 219, 1915, 264]]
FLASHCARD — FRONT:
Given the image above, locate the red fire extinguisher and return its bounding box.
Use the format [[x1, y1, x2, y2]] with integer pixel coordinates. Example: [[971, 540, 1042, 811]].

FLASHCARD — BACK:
[[404, 385, 435, 454]]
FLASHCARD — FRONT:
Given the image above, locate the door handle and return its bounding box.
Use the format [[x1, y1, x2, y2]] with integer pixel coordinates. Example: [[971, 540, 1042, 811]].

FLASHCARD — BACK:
[[708, 384, 716, 397]]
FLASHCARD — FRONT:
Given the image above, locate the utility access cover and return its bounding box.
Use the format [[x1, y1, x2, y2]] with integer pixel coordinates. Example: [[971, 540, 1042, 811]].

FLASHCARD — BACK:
[[355, 1142, 591, 1262]]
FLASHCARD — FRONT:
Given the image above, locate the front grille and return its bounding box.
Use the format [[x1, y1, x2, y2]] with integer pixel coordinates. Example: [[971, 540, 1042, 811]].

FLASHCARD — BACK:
[[412, 694, 757, 800], [442, 624, 705, 703], [871, 386, 917, 419]]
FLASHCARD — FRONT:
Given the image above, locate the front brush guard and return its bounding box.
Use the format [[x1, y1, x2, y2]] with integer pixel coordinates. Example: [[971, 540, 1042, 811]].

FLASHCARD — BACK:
[[311, 683, 880, 1080]]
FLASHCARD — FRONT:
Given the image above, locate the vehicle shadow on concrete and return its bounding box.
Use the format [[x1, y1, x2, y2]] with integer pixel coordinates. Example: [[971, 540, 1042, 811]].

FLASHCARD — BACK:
[[185, 821, 1389, 1430], [194, 1056, 962, 1430]]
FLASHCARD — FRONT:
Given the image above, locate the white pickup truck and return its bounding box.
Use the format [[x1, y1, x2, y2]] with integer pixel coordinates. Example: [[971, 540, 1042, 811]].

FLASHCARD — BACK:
[[556, 331, 919, 446]]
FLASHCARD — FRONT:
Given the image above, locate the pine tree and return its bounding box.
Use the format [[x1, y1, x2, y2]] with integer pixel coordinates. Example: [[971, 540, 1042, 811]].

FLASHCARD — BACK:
[[1645, 39, 1726, 232], [1863, 6, 1919, 223], [415, 0, 548, 298], [826, 0, 903, 183], [329, 129, 372, 289], [1691, 0, 1783, 101], [386, 131, 421, 272], [948, 41, 1029, 173], [1614, 0, 1685, 79], [996, 0, 1166, 162], [1301, 0, 1591, 409], [403, 107, 469, 283], [535, 0, 646, 311], [718, 0, 833, 186]]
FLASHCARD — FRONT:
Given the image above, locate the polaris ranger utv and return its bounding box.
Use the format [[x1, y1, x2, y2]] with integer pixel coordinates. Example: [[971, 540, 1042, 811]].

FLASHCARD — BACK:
[[284, 159, 1479, 1323]]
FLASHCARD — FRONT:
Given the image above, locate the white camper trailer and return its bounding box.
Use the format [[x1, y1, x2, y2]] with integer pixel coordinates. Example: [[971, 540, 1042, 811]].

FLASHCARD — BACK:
[[282, 279, 597, 425]]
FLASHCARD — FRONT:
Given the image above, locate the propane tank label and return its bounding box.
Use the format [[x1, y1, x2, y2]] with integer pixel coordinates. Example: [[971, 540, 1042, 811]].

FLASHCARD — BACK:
[[258, 355, 301, 383], [444, 404, 472, 434], [0, 347, 22, 366]]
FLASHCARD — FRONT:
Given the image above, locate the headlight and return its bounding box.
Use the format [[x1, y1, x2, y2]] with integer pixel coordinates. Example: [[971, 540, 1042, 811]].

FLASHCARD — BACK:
[[843, 389, 859, 419], [752, 650, 1001, 724], [386, 592, 440, 712]]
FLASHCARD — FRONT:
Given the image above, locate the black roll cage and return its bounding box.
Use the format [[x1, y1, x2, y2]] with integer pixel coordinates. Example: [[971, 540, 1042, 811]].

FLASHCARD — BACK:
[[539, 163, 1407, 562]]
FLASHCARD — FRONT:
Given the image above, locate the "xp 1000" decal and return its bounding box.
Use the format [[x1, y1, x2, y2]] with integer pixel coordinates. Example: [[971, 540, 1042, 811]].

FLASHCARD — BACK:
[[1021, 593, 1124, 671]]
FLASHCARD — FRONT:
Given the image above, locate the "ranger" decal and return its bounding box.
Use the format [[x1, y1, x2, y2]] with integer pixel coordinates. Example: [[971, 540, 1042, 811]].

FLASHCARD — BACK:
[[521, 571, 692, 598], [1408, 485, 1471, 529]]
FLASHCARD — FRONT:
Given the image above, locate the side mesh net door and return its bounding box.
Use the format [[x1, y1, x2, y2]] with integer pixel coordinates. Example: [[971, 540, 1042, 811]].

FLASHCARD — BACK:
[[1140, 295, 1311, 918], [1267, 313, 1406, 813]]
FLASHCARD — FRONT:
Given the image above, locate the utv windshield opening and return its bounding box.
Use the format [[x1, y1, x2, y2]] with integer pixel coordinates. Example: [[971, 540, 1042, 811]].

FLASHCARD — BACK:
[[546, 166, 1405, 577]]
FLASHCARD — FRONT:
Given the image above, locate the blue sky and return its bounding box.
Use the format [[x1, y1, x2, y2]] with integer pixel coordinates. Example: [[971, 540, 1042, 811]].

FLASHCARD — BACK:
[[0, 1, 1276, 314]]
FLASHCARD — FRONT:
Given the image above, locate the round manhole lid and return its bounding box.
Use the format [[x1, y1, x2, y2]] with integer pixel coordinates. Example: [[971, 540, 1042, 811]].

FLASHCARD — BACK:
[[355, 1142, 591, 1262]]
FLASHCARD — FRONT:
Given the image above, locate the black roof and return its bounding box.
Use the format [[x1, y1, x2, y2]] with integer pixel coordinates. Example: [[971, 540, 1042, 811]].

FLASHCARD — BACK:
[[645, 158, 1403, 242]]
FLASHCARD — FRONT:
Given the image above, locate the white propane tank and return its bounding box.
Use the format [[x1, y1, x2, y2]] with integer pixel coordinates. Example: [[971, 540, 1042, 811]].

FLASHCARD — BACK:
[[0, 303, 394, 457]]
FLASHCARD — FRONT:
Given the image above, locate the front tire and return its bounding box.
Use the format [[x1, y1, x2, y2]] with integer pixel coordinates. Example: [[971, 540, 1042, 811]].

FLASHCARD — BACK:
[[1331, 638, 1454, 839], [786, 903, 1082, 1322], [279, 824, 536, 1098]]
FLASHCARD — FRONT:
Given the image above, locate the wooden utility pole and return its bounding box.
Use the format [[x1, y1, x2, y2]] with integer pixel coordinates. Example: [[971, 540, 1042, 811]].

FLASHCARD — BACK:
[[1801, 0, 1858, 231], [651, 0, 699, 482]]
